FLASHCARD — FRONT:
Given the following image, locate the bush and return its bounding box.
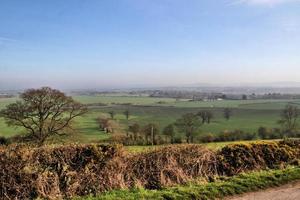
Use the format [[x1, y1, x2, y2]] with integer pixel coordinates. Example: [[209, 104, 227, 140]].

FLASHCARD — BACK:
[[217, 141, 299, 176], [198, 130, 256, 143], [0, 144, 124, 199], [173, 136, 183, 144], [0, 136, 8, 145], [198, 133, 215, 143], [258, 127, 282, 139], [125, 144, 218, 189]]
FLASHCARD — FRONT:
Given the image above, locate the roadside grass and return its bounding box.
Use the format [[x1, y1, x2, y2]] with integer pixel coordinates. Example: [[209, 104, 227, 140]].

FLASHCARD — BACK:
[[75, 166, 300, 200]]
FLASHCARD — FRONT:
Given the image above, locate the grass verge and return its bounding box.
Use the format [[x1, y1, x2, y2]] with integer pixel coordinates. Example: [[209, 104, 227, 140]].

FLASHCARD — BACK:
[[76, 166, 300, 200]]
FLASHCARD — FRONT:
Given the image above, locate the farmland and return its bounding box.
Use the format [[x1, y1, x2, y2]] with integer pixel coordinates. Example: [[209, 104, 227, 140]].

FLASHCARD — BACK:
[[1, 95, 300, 142]]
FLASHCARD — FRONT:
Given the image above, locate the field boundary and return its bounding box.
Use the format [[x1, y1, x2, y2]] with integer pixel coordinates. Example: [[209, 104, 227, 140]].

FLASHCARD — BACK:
[[77, 166, 300, 200]]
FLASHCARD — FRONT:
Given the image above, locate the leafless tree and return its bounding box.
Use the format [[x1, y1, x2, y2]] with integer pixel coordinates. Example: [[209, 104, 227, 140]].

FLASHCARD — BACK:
[[197, 110, 213, 124], [278, 105, 299, 132], [163, 124, 175, 144], [142, 123, 159, 145], [108, 111, 115, 120], [123, 110, 130, 120], [175, 113, 201, 143], [128, 123, 140, 141], [0, 87, 87, 145], [224, 108, 232, 121]]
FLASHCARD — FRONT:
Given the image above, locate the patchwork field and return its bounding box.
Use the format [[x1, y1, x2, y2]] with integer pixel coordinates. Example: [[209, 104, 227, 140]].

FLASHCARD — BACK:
[[1, 95, 300, 142]]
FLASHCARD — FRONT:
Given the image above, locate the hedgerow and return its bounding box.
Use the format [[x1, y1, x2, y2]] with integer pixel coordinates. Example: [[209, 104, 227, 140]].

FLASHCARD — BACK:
[[217, 141, 299, 176], [0, 140, 299, 199]]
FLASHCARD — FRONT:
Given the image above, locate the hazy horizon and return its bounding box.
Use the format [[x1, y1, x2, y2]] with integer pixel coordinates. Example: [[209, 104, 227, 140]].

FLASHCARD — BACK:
[[1, 0, 300, 89]]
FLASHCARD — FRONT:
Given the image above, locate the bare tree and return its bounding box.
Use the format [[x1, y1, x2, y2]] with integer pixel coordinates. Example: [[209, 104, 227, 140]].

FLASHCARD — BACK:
[[198, 111, 206, 124], [224, 108, 232, 121], [197, 110, 213, 124], [123, 110, 130, 136], [97, 117, 112, 133], [163, 124, 175, 144], [278, 105, 299, 132], [142, 123, 159, 145], [0, 87, 87, 145], [128, 123, 140, 141], [205, 111, 213, 124], [123, 110, 130, 120], [108, 111, 115, 120], [175, 113, 201, 143]]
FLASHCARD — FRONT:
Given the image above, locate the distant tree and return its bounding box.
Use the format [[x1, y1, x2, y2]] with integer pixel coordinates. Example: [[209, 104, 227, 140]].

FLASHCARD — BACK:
[[128, 123, 140, 141], [198, 111, 207, 124], [278, 105, 299, 132], [258, 126, 269, 139], [221, 94, 227, 99], [0, 87, 87, 145], [242, 94, 247, 100], [142, 123, 159, 145], [175, 113, 202, 143], [206, 111, 213, 124], [197, 111, 213, 124], [123, 110, 130, 136], [224, 108, 232, 121], [163, 124, 175, 144], [108, 111, 115, 120], [98, 117, 109, 130], [98, 117, 116, 133], [123, 110, 130, 120]]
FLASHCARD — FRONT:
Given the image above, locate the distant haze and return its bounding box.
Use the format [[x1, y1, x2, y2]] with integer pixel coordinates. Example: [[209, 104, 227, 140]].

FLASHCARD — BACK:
[[1, 0, 300, 90]]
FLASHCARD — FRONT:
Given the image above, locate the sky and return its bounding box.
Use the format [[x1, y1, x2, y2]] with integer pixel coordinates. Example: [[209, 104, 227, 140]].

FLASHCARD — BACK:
[[1, 0, 300, 89]]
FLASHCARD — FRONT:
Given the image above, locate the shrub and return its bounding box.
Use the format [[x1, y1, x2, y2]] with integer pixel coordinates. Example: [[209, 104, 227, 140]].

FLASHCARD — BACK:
[[0, 144, 37, 199], [217, 141, 299, 176], [0, 144, 124, 199], [199, 133, 215, 143], [125, 144, 218, 189], [258, 127, 282, 139], [199, 130, 256, 143], [173, 136, 183, 144], [0, 136, 8, 145]]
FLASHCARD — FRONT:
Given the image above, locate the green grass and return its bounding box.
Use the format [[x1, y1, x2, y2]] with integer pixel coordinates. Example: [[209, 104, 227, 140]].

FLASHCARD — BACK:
[[72, 95, 177, 105], [1, 95, 300, 142], [124, 139, 280, 153], [89, 105, 281, 134], [75, 166, 300, 200]]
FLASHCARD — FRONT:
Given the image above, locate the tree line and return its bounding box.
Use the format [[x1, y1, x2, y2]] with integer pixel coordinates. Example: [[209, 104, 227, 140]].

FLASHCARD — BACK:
[[99, 107, 234, 145]]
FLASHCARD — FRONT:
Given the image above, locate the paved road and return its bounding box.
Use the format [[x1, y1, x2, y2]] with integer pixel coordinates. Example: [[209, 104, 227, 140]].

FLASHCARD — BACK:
[[227, 181, 300, 200]]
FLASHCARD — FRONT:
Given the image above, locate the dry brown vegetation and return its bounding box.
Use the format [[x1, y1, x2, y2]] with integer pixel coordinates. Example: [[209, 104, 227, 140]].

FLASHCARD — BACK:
[[0, 140, 299, 199], [218, 140, 300, 176]]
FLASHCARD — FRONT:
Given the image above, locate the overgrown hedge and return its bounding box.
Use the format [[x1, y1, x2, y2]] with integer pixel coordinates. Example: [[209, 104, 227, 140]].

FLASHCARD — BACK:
[[217, 141, 300, 176], [0, 144, 124, 199], [0, 140, 299, 199]]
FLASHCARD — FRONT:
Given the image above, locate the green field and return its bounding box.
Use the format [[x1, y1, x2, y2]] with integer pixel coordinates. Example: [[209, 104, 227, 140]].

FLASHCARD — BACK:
[[1, 95, 299, 142]]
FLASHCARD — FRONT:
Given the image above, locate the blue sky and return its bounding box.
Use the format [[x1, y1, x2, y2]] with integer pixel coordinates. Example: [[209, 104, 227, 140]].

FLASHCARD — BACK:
[[1, 0, 300, 89]]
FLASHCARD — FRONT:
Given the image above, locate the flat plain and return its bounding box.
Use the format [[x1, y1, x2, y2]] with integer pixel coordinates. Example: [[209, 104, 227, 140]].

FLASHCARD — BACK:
[[1, 95, 300, 142]]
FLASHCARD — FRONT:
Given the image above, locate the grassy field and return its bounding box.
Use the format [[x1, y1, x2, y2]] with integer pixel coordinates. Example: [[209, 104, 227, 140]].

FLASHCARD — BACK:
[[76, 166, 300, 200], [124, 139, 283, 153], [0, 95, 299, 142]]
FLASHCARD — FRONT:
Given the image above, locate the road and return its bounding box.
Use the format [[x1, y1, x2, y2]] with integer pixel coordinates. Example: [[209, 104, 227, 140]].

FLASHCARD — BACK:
[[227, 181, 300, 200]]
